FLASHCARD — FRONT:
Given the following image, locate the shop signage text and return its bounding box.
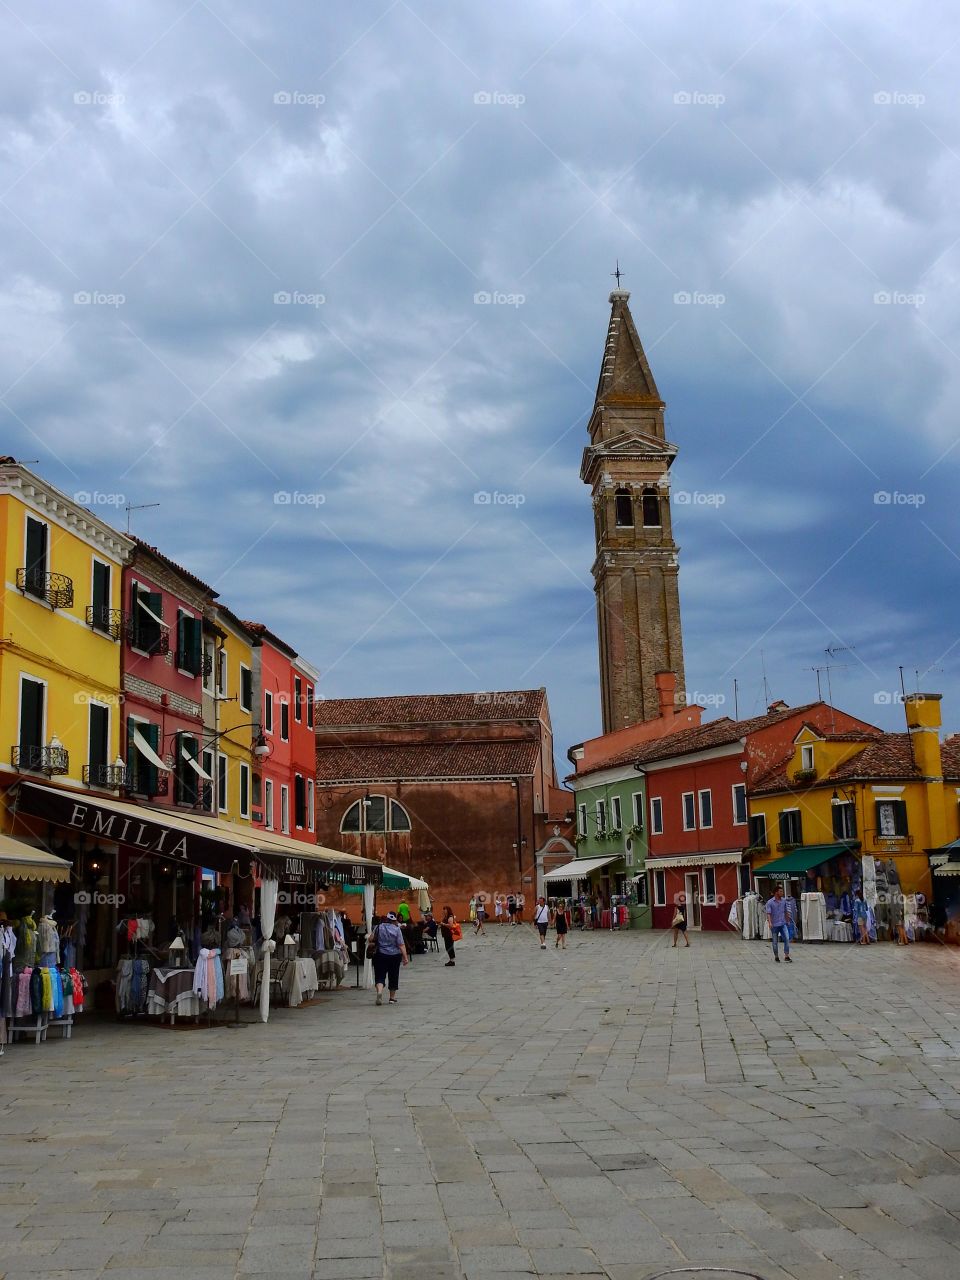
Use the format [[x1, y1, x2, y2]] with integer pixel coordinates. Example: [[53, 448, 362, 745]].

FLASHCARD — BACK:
[[68, 802, 191, 859]]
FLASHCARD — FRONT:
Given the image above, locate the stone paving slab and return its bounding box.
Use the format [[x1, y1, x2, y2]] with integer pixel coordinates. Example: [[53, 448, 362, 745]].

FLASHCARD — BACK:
[[3, 929, 960, 1279]]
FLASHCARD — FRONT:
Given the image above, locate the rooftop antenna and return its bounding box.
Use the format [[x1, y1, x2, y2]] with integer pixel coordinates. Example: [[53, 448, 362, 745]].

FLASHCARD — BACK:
[[125, 501, 160, 534], [733, 677, 739, 720], [760, 650, 771, 706], [611, 260, 624, 289]]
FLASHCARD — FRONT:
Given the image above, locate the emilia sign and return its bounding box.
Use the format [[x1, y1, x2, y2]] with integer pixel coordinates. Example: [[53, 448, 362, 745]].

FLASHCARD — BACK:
[[14, 781, 382, 884]]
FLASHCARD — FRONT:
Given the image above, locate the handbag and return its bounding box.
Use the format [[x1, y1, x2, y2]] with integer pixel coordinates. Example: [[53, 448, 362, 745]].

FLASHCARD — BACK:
[[449, 921, 462, 942], [364, 926, 379, 959], [671, 909, 684, 928]]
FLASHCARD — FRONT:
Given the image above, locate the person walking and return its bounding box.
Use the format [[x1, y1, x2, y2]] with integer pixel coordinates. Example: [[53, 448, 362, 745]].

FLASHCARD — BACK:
[[533, 896, 550, 949], [507, 894, 517, 925], [853, 890, 871, 945], [494, 894, 504, 925], [515, 893, 525, 924], [468, 896, 476, 923], [766, 885, 793, 962], [440, 906, 459, 966], [474, 896, 487, 936], [371, 912, 409, 1005], [396, 897, 411, 923], [552, 899, 569, 949], [671, 901, 689, 947]]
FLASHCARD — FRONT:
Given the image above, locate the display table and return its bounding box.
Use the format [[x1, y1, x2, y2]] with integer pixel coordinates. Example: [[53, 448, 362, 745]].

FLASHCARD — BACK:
[[827, 920, 854, 943], [147, 967, 201, 1020], [282, 957, 319, 1007]]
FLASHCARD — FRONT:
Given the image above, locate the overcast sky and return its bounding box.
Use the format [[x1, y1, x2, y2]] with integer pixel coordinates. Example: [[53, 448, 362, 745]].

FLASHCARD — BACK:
[[2, 0, 958, 762]]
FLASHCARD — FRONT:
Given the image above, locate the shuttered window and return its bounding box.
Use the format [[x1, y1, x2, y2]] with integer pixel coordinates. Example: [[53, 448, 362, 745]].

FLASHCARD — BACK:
[[88, 703, 109, 769], [294, 774, 306, 828], [19, 677, 44, 752]]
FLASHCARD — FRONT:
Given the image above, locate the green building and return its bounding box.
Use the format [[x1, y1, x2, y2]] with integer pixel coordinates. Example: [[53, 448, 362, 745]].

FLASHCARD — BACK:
[[551, 760, 651, 928]]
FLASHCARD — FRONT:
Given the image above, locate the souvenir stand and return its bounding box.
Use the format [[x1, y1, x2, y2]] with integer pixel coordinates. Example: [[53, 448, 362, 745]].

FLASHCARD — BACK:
[[0, 837, 82, 1053], [752, 843, 862, 943]]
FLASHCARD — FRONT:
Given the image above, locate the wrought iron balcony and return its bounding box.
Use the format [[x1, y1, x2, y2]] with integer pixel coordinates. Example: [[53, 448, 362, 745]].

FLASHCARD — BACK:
[[125, 616, 170, 656], [82, 762, 128, 789], [86, 605, 126, 640], [126, 772, 169, 799], [12, 744, 69, 775], [16, 568, 74, 609], [175, 649, 205, 678]]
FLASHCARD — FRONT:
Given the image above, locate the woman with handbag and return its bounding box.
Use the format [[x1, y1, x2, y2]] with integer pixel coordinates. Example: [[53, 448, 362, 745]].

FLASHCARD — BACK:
[[671, 902, 689, 948], [440, 906, 460, 966], [369, 912, 408, 1005]]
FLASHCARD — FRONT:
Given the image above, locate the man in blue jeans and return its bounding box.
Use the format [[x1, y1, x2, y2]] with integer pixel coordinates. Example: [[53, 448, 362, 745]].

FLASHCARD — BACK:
[[766, 885, 794, 962]]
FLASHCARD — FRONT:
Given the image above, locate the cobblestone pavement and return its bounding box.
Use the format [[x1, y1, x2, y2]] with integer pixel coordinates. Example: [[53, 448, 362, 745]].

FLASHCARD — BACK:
[[3, 927, 960, 1280]]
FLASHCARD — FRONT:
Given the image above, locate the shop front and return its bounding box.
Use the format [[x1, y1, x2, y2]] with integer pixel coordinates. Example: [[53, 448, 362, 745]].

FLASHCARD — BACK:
[[647, 852, 746, 932], [0, 833, 76, 1050], [751, 842, 861, 942], [4, 779, 382, 1026], [543, 855, 630, 928]]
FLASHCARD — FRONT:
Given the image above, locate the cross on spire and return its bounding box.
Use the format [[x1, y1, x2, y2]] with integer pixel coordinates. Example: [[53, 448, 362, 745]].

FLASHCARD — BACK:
[[611, 260, 624, 288]]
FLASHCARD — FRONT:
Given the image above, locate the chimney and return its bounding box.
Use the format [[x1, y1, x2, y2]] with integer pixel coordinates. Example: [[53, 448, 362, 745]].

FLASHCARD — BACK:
[[655, 670, 677, 719], [904, 693, 946, 848], [767, 699, 789, 713]]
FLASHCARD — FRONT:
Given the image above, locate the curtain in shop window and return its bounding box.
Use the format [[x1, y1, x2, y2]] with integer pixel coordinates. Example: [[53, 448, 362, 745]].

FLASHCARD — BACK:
[[260, 878, 279, 1023]]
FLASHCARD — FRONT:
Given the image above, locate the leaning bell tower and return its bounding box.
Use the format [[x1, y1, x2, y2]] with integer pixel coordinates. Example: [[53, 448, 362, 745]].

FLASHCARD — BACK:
[[582, 288, 686, 732]]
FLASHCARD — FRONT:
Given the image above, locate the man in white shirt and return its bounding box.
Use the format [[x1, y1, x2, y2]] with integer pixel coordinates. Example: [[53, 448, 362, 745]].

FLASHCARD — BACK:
[[533, 897, 550, 949]]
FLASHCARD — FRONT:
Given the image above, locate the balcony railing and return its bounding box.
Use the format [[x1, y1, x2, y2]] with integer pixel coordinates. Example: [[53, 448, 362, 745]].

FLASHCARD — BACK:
[[16, 568, 74, 609], [12, 744, 69, 775], [176, 781, 213, 810], [175, 649, 206, 678], [82, 762, 128, 789], [776, 841, 802, 852], [126, 772, 169, 799], [125, 617, 170, 656], [86, 605, 126, 641]]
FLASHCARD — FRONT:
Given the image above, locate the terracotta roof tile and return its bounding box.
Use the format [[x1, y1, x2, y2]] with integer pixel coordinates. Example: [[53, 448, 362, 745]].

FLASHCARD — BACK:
[[750, 731, 960, 794], [572, 704, 820, 779], [131, 536, 218, 597], [315, 739, 540, 782], [314, 690, 546, 727]]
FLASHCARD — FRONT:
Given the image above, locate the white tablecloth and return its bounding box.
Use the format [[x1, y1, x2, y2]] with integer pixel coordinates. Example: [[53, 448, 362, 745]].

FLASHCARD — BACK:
[[827, 920, 854, 943], [282, 958, 319, 1007]]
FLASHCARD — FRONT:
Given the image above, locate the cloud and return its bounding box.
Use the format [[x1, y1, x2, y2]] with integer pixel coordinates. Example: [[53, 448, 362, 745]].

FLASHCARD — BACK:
[[1, 0, 959, 757]]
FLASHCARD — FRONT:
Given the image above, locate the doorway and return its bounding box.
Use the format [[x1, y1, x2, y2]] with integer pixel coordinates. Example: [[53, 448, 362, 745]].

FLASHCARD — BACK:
[[684, 873, 701, 929]]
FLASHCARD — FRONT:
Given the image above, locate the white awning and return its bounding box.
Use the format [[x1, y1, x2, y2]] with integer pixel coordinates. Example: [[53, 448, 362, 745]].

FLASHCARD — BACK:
[[181, 745, 213, 781], [137, 595, 169, 628], [934, 863, 960, 877], [543, 855, 622, 881], [132, 728, 170, 773], [644, 851, 743, 870]]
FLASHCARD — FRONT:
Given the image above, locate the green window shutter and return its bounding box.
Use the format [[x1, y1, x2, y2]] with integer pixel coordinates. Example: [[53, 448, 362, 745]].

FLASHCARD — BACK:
[[88, 704, 108, 769], [188, 618, 202, 674], [19, 679, 43, 752]]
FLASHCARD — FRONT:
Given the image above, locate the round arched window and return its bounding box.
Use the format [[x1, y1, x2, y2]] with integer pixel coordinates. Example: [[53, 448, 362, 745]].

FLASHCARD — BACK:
[[340, 795, 412, 833]]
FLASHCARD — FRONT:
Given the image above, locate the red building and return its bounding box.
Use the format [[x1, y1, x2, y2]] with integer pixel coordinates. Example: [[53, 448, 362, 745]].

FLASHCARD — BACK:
[[243, 625, 318, 845], [313, 689, 570, 917], [120, 540, 217, 916], [641, 701, 877, 930]]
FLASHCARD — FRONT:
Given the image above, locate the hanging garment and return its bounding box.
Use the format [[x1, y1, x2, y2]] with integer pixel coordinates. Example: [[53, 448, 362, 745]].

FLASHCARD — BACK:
[[30, 966, 43, 1014], [193, 948, 225, 1007], [69, 968, 85, 1011], [15, 916, 38, 969], [16, 968, 33, 1016], [38, 917, 59, 963]]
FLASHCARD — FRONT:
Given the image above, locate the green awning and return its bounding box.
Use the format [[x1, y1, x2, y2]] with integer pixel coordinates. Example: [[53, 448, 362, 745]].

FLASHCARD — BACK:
[[342, 868, 419, 893], [754, 843, 859, 879]]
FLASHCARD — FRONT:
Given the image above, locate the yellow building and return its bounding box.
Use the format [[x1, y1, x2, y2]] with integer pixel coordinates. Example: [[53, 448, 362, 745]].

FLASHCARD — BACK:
[[0, 460, 133, 804], [748, 694, 960, 903], [202, 604, 257, 826]]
